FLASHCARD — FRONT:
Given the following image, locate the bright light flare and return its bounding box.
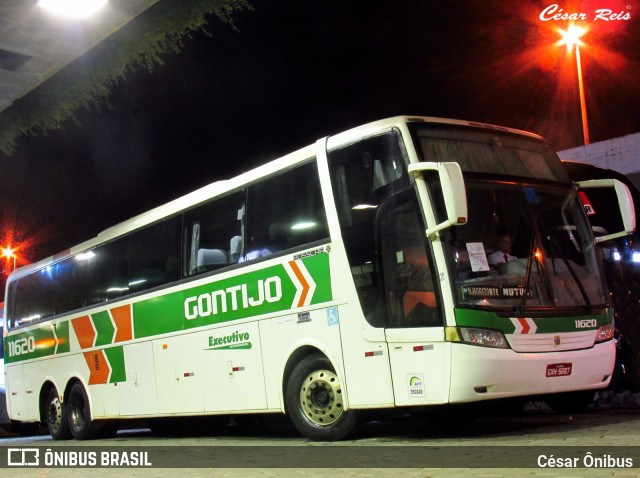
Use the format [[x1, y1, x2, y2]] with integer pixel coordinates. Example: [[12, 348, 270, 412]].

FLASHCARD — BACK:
[[38, 0, 108, 19], [556, 23, 587, 52], [2, 247, 15, 259]]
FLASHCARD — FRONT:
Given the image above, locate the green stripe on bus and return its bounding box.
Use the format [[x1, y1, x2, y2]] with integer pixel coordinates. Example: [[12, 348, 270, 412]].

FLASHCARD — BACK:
[[5, 254, 332, 363], [454, 309, 516, 333], [55, 320, 70, 354], [92, 310, 115, 347], [104, 346, 126, 383], [5, 323, 57, 363], [454, 308, 611, 333], [133, 254, 332, 339]]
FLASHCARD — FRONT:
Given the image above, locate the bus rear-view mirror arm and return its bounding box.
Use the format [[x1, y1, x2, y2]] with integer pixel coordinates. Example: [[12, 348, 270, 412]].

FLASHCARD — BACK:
[[408, 162, 468, 237], [576, 178, 636, 243]]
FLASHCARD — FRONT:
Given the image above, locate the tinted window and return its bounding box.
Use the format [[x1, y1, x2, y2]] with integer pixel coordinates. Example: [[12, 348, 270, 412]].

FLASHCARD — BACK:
[[245, 161, 329, 260], [83, 238, 130, 305], [328, 132, 411, 326], [185, 191, 245, 276], [130, 216, 182, 291], [379, 192, 441, 327], [11, 269, 55, 327], [329, 132, 409, 266], [412, 124, 568, 182], [54, 257, 83, 314], [6, 161, 332, 328]]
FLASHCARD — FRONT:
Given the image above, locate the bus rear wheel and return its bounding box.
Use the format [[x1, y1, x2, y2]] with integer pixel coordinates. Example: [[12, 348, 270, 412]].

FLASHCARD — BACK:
[[67, 383, 97, 440], [285, 354, 359, 441], [46, 388, 71, 440]]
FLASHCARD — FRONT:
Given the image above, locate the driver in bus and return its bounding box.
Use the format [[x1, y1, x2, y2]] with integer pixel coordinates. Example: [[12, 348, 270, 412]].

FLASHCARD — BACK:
[[488, 234, 517, 268]]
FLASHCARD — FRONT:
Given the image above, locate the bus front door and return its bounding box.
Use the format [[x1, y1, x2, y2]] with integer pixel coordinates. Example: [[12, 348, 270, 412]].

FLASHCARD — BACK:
[[378, 191, 450, 406]]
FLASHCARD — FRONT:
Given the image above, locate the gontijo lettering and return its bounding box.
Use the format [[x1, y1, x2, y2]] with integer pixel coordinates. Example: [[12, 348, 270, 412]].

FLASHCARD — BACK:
[[184, 277, 282, 320]]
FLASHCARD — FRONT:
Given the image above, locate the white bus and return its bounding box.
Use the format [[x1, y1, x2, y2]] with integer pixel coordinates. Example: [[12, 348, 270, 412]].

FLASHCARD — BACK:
[[3, 116, 635, 441], [0, 301, 8, 430]]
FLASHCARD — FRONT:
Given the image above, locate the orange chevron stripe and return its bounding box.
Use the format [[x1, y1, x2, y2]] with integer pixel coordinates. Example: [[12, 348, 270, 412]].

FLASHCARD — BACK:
[[83, 350, 111, 385], [111, 304, 133, 342], [289, 260, 310, 307], [72, 316, 95, 349]]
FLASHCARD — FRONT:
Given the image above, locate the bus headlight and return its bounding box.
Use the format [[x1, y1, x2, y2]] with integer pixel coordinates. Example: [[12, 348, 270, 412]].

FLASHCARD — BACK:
[[595, 322, 614, 343], [446, 326, 509, 349]]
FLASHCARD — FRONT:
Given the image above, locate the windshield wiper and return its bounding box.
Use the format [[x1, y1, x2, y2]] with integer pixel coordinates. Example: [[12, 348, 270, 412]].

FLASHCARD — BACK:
[[514, 236, 536, 316]]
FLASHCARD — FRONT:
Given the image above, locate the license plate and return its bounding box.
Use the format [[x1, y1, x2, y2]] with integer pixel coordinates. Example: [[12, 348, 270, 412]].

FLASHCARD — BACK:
[[546, 363, 572, 377]]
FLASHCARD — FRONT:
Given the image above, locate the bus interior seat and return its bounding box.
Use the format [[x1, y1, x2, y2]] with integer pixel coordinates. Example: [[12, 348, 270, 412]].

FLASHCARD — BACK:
[[229, 236, 242, 263], [196, 248, 228, 272]]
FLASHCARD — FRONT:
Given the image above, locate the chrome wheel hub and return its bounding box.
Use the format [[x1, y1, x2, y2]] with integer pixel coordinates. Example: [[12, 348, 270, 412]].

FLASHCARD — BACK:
[[299, 369, 343, 426]]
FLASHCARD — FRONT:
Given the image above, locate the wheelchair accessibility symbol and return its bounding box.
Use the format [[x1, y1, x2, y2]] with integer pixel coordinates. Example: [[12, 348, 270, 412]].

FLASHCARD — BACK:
[[326, 307, 339, 326]]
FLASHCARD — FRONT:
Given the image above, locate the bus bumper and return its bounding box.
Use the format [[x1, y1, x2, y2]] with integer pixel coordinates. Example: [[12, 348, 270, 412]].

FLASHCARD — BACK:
[[448, 340, 615, 403]]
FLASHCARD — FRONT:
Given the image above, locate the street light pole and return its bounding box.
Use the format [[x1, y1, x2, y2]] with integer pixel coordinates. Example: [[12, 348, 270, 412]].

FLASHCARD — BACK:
[[557, 23, 590, 145], [575, 44, 590, 145]]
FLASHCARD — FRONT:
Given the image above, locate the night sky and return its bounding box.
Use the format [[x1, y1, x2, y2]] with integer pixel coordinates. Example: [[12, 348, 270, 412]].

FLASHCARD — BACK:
[[1, 0, 639, 265]]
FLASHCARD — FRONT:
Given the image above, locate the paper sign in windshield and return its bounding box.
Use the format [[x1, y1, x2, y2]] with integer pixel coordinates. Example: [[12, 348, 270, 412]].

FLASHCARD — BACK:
[[466, 242, 490, 272]]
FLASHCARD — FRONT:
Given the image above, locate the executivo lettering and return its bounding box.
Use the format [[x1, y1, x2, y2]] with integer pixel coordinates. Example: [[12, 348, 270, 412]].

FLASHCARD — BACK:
[[184, 276, 282, 320], [207, 331, 252, 350]]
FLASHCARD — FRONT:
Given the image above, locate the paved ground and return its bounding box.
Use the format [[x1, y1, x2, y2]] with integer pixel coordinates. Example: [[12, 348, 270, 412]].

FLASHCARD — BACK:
[[2, 406, 640, 477]]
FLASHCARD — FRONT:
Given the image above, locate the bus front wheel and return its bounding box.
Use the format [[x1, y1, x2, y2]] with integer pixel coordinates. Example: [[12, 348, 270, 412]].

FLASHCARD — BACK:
[[285, 354, 359, 441], [45, 388, 71, 440]]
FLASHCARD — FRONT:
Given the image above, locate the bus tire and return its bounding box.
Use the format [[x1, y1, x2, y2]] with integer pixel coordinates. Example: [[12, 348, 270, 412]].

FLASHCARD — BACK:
[[45, 388, 71, 440], [285, 354, 359, 441], [67, 383, 96, 440]]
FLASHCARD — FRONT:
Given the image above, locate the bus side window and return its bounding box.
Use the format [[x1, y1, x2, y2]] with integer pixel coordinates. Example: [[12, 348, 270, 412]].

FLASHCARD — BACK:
[[10, 273, 55, 327], [184, 190, 245, 276], [129, 215, 182, 291], [244, 161, 329, 260], [328, 131, 411, 327]]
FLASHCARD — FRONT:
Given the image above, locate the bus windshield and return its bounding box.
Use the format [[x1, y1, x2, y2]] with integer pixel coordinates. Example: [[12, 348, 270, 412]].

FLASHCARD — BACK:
[[440, 180, 608, 311], [410, 122, 607, 312], [412, 123, 569, 182]]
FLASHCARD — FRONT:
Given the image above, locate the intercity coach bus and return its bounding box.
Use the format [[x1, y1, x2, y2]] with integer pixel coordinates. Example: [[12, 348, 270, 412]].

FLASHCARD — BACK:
[[3, 116, 635, 441]]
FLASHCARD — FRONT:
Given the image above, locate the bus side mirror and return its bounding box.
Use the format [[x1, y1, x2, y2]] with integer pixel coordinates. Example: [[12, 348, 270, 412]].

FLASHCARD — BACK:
[[576, 178, 636, 243], [408, 162, 468, 236]]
